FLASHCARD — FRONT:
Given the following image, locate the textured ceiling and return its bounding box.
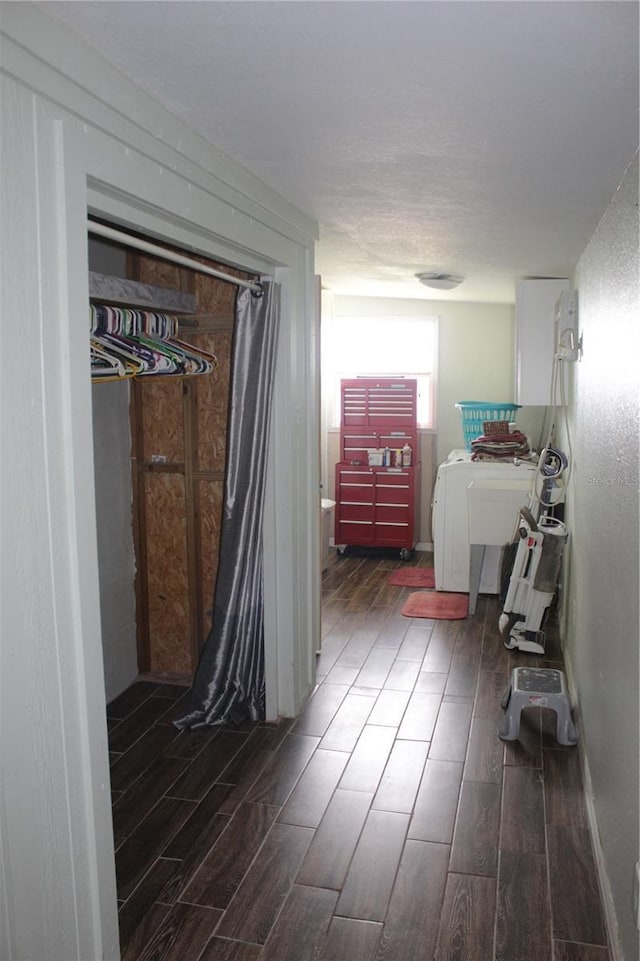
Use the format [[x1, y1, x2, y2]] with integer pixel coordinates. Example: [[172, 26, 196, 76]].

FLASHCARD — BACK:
[[44, 1, 639, 303]]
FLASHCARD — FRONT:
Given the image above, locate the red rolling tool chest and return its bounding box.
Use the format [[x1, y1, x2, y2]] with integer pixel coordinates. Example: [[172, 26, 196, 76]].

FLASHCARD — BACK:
[[335, 378, 421, 559]]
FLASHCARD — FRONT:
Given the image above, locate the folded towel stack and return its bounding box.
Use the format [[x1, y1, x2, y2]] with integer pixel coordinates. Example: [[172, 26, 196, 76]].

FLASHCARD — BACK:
[[470, 429, 530, 461]]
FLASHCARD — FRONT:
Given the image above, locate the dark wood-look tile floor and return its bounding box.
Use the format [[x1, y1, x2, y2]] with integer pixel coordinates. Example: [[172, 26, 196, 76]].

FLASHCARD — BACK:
[[108, 550, 611, 961]]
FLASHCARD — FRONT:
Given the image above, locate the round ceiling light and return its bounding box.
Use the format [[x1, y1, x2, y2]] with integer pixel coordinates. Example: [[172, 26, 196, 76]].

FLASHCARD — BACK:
[[415, 272, 464, 290]]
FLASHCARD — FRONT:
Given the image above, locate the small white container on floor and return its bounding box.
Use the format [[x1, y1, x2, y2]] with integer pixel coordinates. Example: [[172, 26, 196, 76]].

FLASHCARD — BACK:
[[320, 498, 336, 572]]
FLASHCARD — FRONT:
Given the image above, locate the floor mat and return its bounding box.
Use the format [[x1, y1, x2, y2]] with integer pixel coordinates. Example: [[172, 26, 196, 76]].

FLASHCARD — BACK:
[[401, 591, 469, 619], [387, 568, 436, 588]]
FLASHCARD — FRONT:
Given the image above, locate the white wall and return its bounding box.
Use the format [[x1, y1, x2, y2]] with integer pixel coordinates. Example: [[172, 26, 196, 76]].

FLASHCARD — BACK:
[[89, 241, 138, 702], [0, 5, 319, 959], [560, 154, 639, 961], [92, 381, 138, 702]]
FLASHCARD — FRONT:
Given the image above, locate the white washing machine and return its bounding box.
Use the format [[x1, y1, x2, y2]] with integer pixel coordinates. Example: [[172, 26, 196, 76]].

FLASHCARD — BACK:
[[432, 450, 536, 594]]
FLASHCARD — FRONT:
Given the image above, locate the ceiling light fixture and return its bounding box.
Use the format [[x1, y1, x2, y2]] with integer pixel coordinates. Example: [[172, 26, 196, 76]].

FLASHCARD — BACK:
[[415, 272, 464, 290]]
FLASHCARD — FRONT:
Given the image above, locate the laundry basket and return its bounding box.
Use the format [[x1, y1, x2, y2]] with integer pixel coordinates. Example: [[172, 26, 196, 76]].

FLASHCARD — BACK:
[[455, 401, 521, 451]]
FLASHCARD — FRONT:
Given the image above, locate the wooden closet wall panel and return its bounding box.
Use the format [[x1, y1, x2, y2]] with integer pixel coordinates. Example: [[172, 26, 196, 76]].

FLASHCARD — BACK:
[[144, 472, 191, 675], [139, 379, 186, 464], [135, 257, 185, 293], [193, 258, 242, 313], [188, 262, 235, 472], [196, 478, 225, 642], [194, 330, 232, 473], [125, 246, 251, 679]]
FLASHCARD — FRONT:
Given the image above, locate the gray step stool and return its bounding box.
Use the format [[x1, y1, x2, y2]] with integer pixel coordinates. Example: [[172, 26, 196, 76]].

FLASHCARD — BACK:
[[499, 667, 578, 746]]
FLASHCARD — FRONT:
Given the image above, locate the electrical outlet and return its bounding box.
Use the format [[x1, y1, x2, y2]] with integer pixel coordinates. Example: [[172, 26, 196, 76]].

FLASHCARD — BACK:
[[632, 861, 640, 930]]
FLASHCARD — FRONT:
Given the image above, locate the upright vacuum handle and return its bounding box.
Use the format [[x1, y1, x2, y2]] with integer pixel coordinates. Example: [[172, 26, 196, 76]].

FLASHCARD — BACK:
[[518, 505, 539, 533]]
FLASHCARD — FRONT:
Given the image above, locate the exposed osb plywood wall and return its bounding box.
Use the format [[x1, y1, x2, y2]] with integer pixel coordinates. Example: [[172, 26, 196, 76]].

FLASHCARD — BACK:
[[193, 331, 232, 473], [144, 472, 191, 674], [129, 248, 251, 677], [139, 380, 186, 463], [134, 258, 186, 294], [196, 478, 225, 641]]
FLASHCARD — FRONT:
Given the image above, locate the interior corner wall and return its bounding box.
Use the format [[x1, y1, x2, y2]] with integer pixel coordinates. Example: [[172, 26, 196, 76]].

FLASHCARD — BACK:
[[319, 288, 335, 498], [89, 240, 138, 703], [560, 154, 639, 961], [92, 380, 138, 702], [431, 301, 516, 465]]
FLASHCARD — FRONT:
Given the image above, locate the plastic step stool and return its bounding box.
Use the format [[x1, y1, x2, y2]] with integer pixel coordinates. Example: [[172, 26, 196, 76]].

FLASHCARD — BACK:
[[499, 667, 578, 746]]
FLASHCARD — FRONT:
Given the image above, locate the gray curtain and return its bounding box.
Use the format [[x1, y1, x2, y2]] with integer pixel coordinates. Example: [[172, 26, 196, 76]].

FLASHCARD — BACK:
[[175, 280, 280, 729]]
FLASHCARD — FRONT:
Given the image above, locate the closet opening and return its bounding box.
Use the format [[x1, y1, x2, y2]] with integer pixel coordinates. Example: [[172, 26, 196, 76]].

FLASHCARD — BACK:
[[89, 222, 258, 704]]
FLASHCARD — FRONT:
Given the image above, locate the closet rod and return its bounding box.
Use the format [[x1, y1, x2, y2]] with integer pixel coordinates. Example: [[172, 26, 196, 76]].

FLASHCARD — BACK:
[[88, 220, 264, 294]]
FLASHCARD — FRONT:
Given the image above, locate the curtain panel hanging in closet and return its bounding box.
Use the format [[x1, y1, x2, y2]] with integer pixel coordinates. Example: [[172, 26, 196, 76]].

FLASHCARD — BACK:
[[175, 280, 280, 728]]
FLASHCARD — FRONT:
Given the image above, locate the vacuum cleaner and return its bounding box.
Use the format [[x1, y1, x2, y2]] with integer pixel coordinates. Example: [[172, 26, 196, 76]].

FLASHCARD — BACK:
[[498, 446, 568, 655]]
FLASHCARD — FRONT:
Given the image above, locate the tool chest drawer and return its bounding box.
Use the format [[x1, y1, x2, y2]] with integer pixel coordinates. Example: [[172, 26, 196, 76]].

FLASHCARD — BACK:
[[335, 464, 420, 552], [376, 471, 411, 501], [340, 379, 417, 427], [340, 430, 379, 464], [335, 469, 375, 501]]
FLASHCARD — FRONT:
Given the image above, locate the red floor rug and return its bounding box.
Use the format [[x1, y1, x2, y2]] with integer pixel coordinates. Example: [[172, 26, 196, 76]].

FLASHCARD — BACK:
[[401, 591, 469, 619], [388, 568, 436, 588]]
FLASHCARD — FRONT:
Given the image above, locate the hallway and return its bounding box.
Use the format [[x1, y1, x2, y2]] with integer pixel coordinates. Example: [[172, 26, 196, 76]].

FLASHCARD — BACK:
[[109, 551, 610, 960]]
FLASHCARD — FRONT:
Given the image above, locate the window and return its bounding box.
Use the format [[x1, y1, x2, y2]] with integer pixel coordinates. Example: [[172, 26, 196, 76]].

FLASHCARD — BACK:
[[322, 313, 438, 428]]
